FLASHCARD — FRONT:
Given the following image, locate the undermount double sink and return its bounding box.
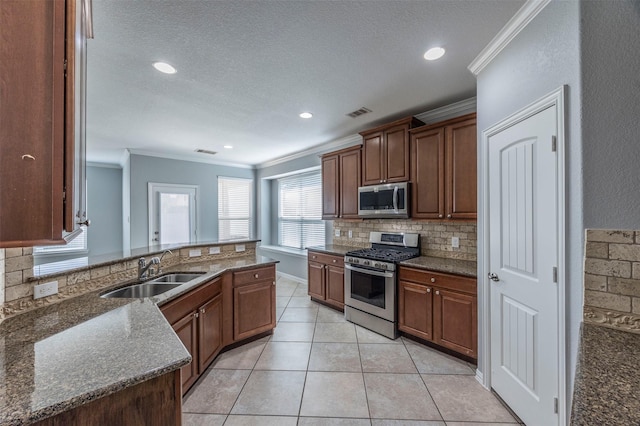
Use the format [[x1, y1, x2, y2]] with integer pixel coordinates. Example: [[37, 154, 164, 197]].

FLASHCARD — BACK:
[[101, 273, 205, 299]]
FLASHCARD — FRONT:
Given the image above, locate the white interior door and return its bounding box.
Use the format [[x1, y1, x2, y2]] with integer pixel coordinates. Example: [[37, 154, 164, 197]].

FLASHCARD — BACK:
[[488, 105, 559, 426], [148, 183, 198, 245]]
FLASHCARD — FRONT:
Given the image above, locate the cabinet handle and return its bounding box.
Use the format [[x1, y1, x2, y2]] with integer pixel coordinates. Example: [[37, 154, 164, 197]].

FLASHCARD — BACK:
[[194, 312, 199, 318], [200, 308, 205, 314], [438, 214, 443, 219], [254, 273, 259, 279], [77, 219, 91, 227], [435, 290, 440, 295], [332, 259, 336, 263], [312, 255, 317, 259], [430, 277, 435, 283], [273, 281, 276, 286], [427, 288, 431, 293], [447, 214, 452, 219], [21, 154, 36, 160]]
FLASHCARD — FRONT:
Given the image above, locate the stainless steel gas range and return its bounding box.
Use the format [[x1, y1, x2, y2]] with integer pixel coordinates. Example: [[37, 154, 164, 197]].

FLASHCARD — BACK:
[[343, 231, 420, 339]]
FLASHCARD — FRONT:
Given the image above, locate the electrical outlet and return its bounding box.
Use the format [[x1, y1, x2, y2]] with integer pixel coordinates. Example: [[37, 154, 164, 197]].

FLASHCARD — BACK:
[[34, 281, 58, 300], [334, 229, 340, 237], [235, 244, 246, 252], [451, 237, 460, 248], [209, 246, 221, 254], [348, 230, 353, 238], [189, 249, 202, 257]]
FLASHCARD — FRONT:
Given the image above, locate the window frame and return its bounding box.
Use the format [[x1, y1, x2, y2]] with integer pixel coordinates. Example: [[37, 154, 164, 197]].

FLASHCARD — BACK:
[[218, 176, 253, 241]]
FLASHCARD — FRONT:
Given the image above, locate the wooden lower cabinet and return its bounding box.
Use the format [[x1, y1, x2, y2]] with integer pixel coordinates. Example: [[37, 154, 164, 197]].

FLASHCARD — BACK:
[[233, 279, 276, 341], [398, 266, 477, 359], [307, 251, 344, 310], [161, 278, 223, 394]]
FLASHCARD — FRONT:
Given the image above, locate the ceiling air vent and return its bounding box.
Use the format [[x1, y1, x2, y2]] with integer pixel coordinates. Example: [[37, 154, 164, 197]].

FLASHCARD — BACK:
[[346, 107, 372, 118], [195, 149, 217, 155]]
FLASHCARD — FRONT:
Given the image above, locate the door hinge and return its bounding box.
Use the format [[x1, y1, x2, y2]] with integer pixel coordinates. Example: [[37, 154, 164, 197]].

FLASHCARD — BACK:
[[64, 59, 68, 71], [554, 397, 559, 413], [552, 136, 557, 152], [62, 190, 66, 201], [553, 267, 558, 283]]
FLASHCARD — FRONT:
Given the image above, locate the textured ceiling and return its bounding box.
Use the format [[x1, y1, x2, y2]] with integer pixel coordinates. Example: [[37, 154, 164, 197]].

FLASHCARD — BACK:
[[87, 0, 525, 167]]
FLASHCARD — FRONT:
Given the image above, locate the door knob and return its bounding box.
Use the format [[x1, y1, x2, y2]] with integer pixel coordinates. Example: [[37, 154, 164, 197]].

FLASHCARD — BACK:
[[488, 273, 500, 282]]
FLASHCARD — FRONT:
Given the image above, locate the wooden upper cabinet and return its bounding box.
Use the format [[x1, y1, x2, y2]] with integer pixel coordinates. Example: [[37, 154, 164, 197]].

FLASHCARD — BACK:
[[339, 147, 361, 219], [410, 113, 477, 220], [360, 117, 422, 186], [321, 154, 340, 219], [0, 0, 87, 247], [446, 118, 477, 219], [321, 146, 361, 219], [411, 127, 445, 218]]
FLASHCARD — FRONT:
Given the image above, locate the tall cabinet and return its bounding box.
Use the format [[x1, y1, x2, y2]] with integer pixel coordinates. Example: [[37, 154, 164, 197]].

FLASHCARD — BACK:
[[321, 146, 361, 219], [410, 113, 477, 220], [0, 0, 89, 247]]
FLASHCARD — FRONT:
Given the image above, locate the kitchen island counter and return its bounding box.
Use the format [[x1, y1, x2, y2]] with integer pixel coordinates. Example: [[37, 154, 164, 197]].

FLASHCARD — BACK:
[[0, 254, 277, 425], [305, 244, 356, 257], [400, 256, 477, 278]]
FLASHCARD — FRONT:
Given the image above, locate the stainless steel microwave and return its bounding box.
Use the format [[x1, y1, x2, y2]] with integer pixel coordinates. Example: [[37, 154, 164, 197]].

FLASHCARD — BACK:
[[358, 182, 409, 218]]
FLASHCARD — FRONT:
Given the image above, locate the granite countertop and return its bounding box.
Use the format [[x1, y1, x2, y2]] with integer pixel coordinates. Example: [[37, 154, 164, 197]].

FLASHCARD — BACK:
[[306, 244, 356, 256], [400, 256, 477, 278], [0, 254, 278, 425], [571, 322, 640, 425]]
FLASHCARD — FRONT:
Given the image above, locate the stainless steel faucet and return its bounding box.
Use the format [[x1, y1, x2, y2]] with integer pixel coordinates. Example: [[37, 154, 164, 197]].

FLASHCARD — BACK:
[[138, 249, 173, 280]]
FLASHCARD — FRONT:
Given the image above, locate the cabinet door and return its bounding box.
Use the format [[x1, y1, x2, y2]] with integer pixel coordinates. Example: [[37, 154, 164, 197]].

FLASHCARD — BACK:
[[234, 280, 276, 341], [172, 312, 199, 392], [0, 0, 66, 246], [384, 124, 410, 183], [198, 293, 223, 371], [433, 288, 477, 358], [325, 265, 345, 309], [339, 148, 361, 219], [411, 127, 445, 219], [398, 280, 433, 341], [446, 118, 477, 219], [321, 154, 339, 219], [362, 132, 384, 185], [308, 258, 326, 300]]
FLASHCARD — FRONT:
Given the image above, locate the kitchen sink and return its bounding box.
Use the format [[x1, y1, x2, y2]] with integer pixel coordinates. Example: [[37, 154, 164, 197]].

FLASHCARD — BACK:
[[148, 273, 205, 283], [101, 282, 183, 298]]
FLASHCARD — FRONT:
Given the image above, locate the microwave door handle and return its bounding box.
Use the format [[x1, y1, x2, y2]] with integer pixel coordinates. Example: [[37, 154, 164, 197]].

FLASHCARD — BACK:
[[345, 264, 394, 278], [393, 186, 398, 211]]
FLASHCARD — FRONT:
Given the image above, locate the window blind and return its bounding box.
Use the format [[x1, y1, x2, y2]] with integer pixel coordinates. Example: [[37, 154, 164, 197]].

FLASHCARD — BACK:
[[33, 226, 88, 254], [278, 171, 325, 249], [218, 177, 253, 240]]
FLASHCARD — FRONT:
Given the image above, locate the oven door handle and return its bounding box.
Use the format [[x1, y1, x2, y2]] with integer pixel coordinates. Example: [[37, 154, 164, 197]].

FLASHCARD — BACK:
[[393, 186, 398, 211], [345, 264, 394, 278]]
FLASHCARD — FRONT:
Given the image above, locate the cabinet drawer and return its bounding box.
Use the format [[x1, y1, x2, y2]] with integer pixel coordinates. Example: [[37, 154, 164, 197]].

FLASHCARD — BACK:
[[161, 277, 221, 325], [233, 265, 276, 287], [399, 267, 476, 294], [308, 251, 344, 267]]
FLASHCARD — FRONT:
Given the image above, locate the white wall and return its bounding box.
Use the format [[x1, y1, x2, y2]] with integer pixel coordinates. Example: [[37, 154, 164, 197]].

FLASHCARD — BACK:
[[581, 0, 640, 228], [475, 0, 582, 412]]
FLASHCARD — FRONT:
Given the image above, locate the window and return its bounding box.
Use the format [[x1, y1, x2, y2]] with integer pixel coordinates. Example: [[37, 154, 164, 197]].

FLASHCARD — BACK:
[[278, 171, 324, 249], [218, 177, 253, 240], [33, 226, 88, 255]]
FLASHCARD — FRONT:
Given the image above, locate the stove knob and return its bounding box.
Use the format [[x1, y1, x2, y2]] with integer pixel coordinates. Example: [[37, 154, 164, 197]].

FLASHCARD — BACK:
[[347, 257, 353, 263], [364, 260, 370, 266], [374, 263, 380, 268], [380, 264, 386, 270]]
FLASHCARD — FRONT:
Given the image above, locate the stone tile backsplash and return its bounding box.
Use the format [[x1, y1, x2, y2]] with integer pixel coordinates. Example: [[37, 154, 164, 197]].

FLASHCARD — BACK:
[[0, 242, 256, 321], [583, 229, 640, 333], [332, 219, 477, 261]]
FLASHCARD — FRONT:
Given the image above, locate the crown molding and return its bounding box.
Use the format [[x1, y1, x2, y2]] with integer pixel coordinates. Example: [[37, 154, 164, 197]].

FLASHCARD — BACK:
[[256, 134, 362, 170], [468, 0, 551, 76], [128, 149, 255, 169], [415, 97, 476, 125]]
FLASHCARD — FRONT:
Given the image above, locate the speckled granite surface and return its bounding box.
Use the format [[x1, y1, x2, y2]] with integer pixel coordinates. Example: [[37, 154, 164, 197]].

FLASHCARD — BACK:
[[0, 254, 277, 425], [400, 256, 477, 278], [571, 322, 640, 425], [306, 245, 355, 256]]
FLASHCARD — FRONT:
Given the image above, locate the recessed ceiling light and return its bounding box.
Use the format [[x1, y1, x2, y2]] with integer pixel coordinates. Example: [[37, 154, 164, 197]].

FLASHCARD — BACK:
[[153, 61, 177, 74], [299, 112, 313, 119], [423, 47, 445, 61], [223, 145, 233, 149]]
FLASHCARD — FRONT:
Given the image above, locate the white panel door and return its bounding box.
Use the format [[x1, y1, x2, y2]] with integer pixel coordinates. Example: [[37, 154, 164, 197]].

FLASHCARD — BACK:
[[488, 105, 558, 426], [148, 183, 198, 245]]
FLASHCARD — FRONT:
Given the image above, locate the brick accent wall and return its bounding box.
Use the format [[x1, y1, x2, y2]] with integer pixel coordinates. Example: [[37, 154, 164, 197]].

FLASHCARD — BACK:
[[0, 242, 257, 321], [333, 219, 477, 261], [583, 229, 640, 333]]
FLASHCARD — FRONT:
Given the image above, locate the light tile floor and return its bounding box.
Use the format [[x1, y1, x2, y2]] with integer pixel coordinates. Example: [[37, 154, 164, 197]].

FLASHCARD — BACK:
[[183, 275, 521, 426]]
